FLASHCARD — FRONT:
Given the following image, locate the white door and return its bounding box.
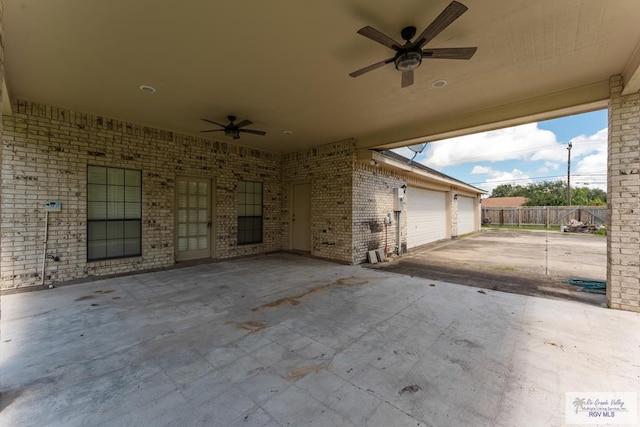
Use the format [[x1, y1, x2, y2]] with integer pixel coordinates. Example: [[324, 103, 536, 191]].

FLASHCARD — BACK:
[[292, 183, 311, 251], [458, 196, 475, 235], [175, 177, 212, 261], [406, 187, 447, 249]]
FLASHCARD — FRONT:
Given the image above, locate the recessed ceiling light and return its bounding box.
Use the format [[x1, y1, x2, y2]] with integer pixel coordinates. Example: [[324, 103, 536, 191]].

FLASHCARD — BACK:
[[139, 85, 156, 93], [283, 130, 293, 135], [431, 79, 447, 88]]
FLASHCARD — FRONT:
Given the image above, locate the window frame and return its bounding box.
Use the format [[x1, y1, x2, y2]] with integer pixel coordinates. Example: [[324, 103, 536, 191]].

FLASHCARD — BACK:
[[86, 166, 142, 261], [237, 180, 263, 245]]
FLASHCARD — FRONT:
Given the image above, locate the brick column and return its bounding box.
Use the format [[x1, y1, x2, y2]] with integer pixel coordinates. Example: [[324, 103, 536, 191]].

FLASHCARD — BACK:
[[607, 75, 640, 312]]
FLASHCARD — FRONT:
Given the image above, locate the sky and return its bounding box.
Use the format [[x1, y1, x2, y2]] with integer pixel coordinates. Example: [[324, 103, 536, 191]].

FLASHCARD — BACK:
[[392, 109, 608, 195]]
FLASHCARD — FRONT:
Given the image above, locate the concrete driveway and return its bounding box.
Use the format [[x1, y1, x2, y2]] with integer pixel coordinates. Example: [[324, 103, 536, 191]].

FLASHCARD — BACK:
[[1, 253, 638, 426], [373, 228, 607, 306]]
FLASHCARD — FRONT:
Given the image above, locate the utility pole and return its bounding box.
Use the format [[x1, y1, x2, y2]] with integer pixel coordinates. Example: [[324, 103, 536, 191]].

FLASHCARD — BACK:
[[567, 141, 572, 206]]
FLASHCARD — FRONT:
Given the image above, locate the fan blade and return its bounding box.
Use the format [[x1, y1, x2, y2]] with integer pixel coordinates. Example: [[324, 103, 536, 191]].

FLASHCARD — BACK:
[[200, 129, 225, 133], [422, 47, 477, 59], [235, 119, 252, 128], [349, 57, 395, 78], [240, 129, 267, 136], [414, 1, 468, 48], [357, 26, 402, 50], [201, 118, 226, 127], [401, 70, 414, 88]]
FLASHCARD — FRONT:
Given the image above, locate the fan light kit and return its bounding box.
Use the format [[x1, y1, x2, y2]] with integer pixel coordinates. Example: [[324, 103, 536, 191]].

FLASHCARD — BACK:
[[200, 116, 267, 140], [349, 1, 477, 88]]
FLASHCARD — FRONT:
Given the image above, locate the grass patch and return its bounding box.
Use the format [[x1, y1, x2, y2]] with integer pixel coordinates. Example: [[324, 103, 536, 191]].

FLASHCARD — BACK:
[[492, 266, 517, 271]]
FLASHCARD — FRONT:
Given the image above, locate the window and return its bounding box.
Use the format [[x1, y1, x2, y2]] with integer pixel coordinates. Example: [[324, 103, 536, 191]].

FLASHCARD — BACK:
[[237, 181, 263, 244], [87, 166, 142, 260]]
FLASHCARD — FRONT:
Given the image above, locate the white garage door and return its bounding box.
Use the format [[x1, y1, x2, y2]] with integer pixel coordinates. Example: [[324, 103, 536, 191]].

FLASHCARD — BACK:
[[458, 196, 475, 235], [406, 187, 447, 249]]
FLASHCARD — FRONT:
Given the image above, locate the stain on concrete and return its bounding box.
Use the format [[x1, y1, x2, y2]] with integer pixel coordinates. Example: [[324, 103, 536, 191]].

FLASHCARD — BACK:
[[74, 295, 95, 301], [95, 290, 115, 294], [452, 338, 481, 349], [284, 363, 329, 381], [227, 320, 268, 333], [399, 384, 422, 394], [251, 276, 370, 312], [544, 340, 564, 351]]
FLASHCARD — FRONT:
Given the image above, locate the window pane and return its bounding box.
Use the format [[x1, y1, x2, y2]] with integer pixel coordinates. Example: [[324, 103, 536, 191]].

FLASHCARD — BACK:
[[88, 202, 107, 219], [88, 221, 107, 240], [125, 186, 141, 203], [124, 221, 141, 238], [108, 168, 125, 185], [123, 238, 141, 256], [106, 240, 124, 258], [88, 184, 107, 202], [198, 237, 207, 250], [125, 169, 141, 187], [178, 223, 187, 237], [198, 195, 207, 209], [124, 203, 141, 219], [108, 186, 125, 202], [88, 166, 107, 184], [188, 181, 197, 194], [108, 202, 125, 218], [88, 240, 107, 259], [198, 182, 207, 195], [178, 237, 188, 251], [238, 181, 245, 193], [178, 180, 188, 195], [107, 221, 124, 239]]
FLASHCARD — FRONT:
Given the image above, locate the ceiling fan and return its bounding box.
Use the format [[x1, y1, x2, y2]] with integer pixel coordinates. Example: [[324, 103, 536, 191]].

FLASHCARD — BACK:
[[200, 116, 267, 140], [349, 1, 477, 88]]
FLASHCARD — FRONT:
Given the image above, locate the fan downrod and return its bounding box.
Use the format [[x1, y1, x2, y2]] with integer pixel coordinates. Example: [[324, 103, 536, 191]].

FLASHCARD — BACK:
[[227, 115, 236, 123], [400, 26, 417, 42]]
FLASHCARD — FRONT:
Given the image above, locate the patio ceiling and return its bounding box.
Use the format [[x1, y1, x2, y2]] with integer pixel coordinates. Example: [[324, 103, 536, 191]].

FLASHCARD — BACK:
[[4, 0, 640, 152]]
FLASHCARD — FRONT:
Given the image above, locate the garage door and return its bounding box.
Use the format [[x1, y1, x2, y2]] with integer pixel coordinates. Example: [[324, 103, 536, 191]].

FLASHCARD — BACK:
[[458, 196, 475, 235], [406, 187, 447, 249]]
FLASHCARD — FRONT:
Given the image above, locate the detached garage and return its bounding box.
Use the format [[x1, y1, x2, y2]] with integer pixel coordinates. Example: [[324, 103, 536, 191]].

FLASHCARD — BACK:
[[406, 187, 448, 249]]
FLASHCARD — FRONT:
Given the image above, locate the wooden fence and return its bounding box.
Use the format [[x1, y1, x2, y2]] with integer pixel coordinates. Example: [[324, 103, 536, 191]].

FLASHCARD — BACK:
[[481, 206, 607, 228]]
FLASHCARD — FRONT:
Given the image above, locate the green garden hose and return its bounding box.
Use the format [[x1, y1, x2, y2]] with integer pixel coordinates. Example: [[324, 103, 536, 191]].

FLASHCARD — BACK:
[[562, 278, 606, 294]]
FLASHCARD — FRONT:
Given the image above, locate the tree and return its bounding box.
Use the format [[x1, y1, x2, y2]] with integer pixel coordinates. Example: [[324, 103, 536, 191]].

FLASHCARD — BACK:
[[491, 184, 527, 198], [490, 181, 606, 206]]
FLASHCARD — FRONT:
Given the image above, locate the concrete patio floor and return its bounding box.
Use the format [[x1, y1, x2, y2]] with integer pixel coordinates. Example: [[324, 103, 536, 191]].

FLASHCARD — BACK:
[[1, 253, 638, 426]]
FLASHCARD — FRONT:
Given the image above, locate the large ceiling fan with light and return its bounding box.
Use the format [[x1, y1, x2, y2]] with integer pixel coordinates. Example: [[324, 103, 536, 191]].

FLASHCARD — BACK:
[[349, 1, 477, 88], [200, 116, 266, 140]]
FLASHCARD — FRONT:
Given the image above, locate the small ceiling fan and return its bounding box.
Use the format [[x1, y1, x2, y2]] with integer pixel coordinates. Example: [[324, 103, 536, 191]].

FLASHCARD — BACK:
[[200, 116, 266, 140], [349, 1, 477, 88]]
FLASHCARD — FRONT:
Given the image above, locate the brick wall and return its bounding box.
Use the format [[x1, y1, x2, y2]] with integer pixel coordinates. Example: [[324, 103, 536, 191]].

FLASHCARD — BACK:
[[1, 100, 281, 290], [607, 75, 640, 312], [352, 163, 406, 263], [282, 141, 354, 263]]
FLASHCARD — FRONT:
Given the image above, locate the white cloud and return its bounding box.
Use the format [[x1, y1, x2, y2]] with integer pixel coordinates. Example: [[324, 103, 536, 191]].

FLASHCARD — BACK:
[[471, 165, 490, 174], [573, 132, 607, 190], [417, 122, 560, 168], [470, 166, 532, 193]]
